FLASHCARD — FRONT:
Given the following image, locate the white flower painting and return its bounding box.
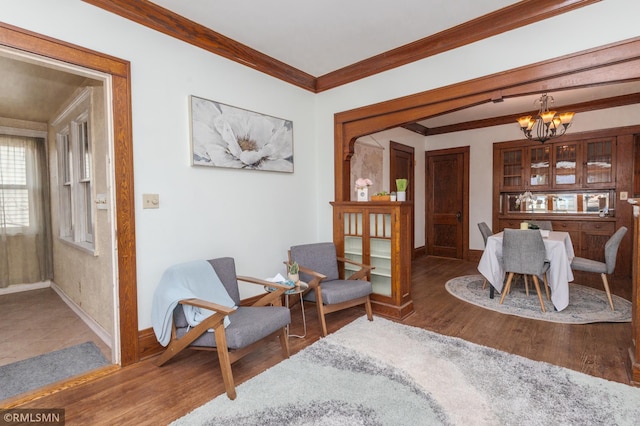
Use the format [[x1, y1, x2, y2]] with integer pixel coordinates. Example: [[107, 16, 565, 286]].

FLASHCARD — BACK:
[[190, 96, 293, 172]]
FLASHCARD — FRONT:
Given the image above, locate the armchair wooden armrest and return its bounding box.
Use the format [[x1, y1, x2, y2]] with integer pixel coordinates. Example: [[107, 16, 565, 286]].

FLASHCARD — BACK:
[[236, 275, 288, 307], [297, 265, 326, 290], [179, 298, 236, 315], [337, 256, 374, 280]]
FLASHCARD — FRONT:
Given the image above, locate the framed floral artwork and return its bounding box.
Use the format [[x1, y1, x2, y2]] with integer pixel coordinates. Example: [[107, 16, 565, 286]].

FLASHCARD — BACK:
[[190, 95, 294, 172]]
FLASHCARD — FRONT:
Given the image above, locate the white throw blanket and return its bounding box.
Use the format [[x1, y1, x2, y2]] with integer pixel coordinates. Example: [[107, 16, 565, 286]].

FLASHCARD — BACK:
[[151, 260, 237, 346]]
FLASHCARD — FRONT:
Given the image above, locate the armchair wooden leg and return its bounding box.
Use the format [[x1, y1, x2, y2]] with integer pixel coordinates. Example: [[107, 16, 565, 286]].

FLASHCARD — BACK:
[[317, 302, 328, 337], [601, 273, 615, 311], [214, 326, 236, 400], [279, 327, 290, 358], [364, 296, 373, 321]]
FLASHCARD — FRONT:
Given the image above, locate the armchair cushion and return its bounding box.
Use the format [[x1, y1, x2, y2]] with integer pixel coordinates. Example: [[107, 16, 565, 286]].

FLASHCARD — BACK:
[[303, 279, 372, 305], [175, 306, 290, 349]]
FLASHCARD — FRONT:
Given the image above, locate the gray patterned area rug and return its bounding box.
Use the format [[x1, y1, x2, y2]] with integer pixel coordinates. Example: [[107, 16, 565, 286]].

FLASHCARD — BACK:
[[446, 274, 632, 324], [172, 316, 640, 426]]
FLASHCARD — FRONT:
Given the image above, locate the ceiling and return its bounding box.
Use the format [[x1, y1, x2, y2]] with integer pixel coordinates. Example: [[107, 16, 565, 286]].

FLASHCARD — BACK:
[[1, 0, 639, 131], [149, 0, 519, 77]]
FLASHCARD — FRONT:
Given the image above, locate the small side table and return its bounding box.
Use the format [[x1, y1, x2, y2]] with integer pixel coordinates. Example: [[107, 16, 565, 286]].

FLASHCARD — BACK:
[[264, 281, 308, 338]]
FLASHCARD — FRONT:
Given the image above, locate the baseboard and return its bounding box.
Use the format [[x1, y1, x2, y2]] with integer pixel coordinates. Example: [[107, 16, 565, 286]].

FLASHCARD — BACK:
[[138, 327, 163, 360], [0, 280, 51, 295], [467, 249, 483, 263], [50, 282, 112, 349]]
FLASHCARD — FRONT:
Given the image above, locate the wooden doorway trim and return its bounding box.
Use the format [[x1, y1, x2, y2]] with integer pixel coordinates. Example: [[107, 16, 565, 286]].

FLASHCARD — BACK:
[[333, 37, 640, 202], [389, 141, 415, 258], [0, 22, 139, 366], [333, 36, 640, 382], [425, 146, 469, 259]]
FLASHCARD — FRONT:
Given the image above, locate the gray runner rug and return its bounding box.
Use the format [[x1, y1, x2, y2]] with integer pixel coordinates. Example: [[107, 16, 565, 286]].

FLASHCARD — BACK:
[[0, 341, 109, 400], [172, 316, 640, 425], [446, 274, 632, 324]]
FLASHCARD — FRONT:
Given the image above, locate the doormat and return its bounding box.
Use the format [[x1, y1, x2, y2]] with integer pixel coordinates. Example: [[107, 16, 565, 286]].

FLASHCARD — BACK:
[[0, 341, 109, 400]]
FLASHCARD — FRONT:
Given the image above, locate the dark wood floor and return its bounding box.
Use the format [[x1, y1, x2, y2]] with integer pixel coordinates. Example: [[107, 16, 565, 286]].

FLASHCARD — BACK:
[[7, 256, 633, 425]]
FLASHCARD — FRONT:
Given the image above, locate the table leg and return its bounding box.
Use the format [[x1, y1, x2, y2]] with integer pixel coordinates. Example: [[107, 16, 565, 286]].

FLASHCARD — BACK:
[[287, 293, 307, 339]]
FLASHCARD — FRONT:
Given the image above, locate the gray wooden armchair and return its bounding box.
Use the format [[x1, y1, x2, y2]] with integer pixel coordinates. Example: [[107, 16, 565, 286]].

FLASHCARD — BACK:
[[288, 242, 373, 337], [154, 257, 291, 400]]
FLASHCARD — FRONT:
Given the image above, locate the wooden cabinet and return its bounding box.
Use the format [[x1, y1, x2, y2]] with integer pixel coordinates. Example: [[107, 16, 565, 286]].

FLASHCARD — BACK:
[[497, 138, 616, 191], [331, 201, 413, 319], [553, 138, 616, 189]]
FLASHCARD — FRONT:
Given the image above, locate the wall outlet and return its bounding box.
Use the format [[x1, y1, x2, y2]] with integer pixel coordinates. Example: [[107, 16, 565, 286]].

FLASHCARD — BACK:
[[143, 193, 160, 209], [620, 191, 628, 201]]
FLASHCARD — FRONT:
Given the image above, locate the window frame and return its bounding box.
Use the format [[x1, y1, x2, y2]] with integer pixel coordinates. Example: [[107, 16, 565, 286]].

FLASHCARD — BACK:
[[53, 88, 96, 254]]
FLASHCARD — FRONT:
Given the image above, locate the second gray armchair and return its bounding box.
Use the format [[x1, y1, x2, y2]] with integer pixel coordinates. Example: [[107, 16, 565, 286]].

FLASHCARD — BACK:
[[288, 242, 373, 336]]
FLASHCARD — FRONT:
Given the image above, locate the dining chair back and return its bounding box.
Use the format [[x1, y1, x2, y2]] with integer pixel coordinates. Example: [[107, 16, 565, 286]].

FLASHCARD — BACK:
[[499, 229, 549, 312], [570, 226, 627, 310]]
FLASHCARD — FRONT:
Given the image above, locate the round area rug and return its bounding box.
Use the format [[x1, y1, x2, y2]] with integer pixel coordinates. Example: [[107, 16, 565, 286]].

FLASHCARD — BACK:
[[445, 275, 632, 324]]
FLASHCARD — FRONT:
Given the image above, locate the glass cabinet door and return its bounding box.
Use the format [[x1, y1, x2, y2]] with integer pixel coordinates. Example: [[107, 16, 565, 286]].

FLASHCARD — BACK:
[[529, 145, 550, 188], [500, 148, 524, 189], [554, 143, 579, 188], [369, 212, 392, 297], [585, 139, 614, 185], [343, 212, 363, 276]]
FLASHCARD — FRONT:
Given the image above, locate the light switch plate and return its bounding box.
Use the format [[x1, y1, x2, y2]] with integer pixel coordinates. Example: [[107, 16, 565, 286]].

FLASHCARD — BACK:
[[620, 191, 628, 201], [143, 193, 159, 209]]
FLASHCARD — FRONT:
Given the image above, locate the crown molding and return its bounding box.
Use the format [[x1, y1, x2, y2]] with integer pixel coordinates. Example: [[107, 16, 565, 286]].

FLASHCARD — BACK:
[[82, 0, 599, 93]]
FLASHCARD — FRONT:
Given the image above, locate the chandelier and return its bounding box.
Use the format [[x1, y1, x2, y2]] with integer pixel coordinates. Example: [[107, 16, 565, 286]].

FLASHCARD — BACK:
[[517, 94, 575, 143]]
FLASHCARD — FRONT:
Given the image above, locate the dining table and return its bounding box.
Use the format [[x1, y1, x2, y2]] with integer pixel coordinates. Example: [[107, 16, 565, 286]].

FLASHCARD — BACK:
[[477, 230, 575, 311]]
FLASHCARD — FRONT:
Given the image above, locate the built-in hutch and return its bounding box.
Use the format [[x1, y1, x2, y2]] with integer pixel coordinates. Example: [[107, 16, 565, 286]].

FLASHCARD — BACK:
[[493, 129, 638, 278], [331, 201, 413, 319]]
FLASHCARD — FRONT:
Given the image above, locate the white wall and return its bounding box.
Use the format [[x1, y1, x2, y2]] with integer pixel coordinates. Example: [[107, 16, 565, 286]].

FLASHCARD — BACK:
[[426, 104, 640, 251], [3, 0, 640, 331], [2, 0, 318, 329], [314, 0, 640, 244]]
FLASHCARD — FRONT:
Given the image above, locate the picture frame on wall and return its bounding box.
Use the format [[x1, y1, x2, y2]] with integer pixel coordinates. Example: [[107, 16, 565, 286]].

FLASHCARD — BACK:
[[190, 95, 294, 173]]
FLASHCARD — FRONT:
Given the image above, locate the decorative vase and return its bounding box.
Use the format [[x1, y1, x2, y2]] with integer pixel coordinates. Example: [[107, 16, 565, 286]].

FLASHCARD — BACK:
[[288, 272, 299, 284], [397, 191, 406, 201], [357, 187, 368, 202]]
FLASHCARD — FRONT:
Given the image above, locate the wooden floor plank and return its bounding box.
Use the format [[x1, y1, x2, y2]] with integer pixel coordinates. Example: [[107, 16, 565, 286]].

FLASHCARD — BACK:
[[7, 256, 633, 425]]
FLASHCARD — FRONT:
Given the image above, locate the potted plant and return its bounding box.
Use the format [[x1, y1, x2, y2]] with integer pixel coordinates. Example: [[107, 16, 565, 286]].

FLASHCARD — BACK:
[[371, 191, 391, 201], [396, 179, 408, 201], [354, 178, 373, 201], [287, 261, 300, 284]]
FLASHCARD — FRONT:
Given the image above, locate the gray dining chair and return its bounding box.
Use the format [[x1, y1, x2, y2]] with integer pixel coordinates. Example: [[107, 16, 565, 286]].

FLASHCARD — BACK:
[[499, 229, 550, 312], [570, 226, 627, 311], [529, 220, 553, 231], [477, 222, 493, 292]]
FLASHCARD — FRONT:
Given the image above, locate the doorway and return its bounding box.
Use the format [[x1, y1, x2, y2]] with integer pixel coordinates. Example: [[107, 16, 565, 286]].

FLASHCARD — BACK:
[[0, 49, 117, 364], [390, 141, 415, 258], [425, 147, 469, 259], [0, 23, 138, 369]]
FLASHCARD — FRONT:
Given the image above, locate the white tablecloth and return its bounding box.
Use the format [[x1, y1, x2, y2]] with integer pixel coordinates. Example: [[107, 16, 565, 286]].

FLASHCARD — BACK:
[[477, 230, 575, 311]]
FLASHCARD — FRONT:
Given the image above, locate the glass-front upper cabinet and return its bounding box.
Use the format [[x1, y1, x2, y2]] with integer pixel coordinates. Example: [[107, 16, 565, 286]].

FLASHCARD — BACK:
[[554, 142, 580, 188], [529, 145, 551, 188], [584, 139, 615, 187], [500, 147, 524, 190]]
